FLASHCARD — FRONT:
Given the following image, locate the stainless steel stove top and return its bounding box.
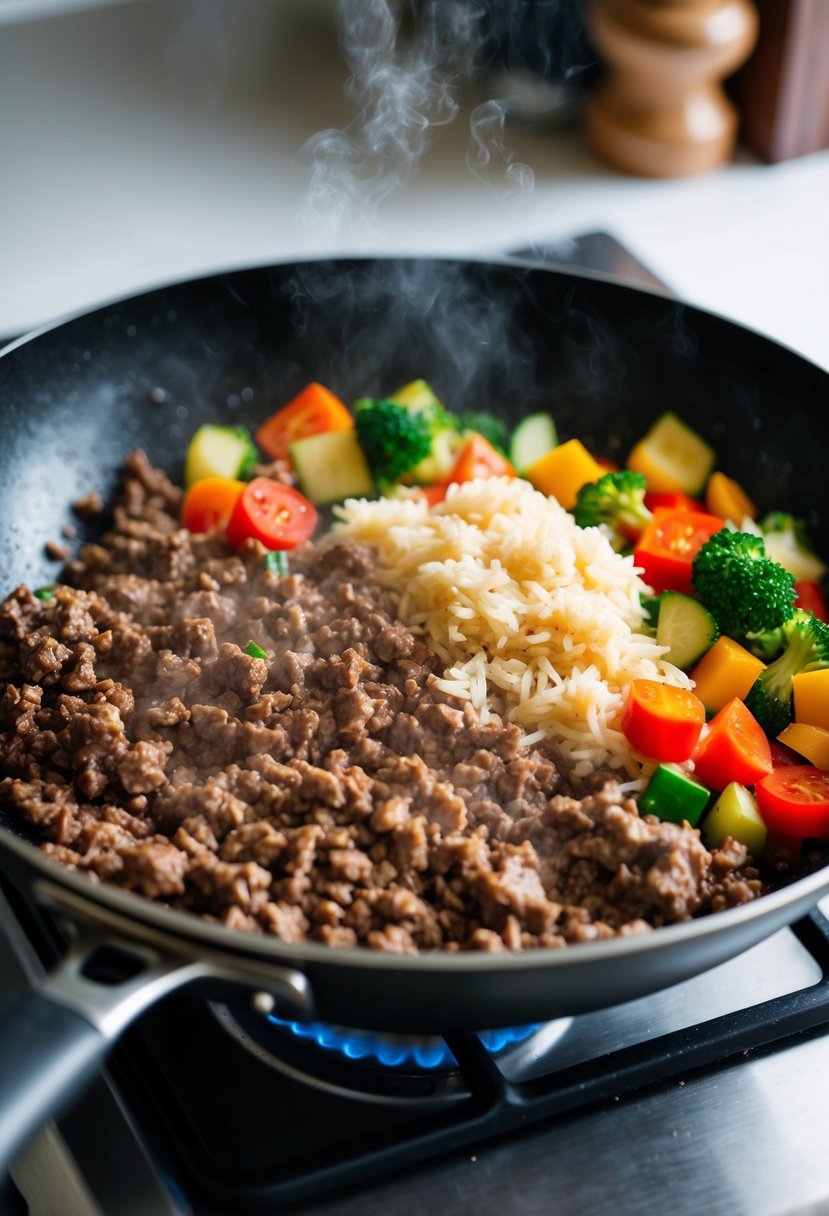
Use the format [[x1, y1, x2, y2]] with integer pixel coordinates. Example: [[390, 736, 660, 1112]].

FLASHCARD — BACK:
[[3, 235, 829, 1216]]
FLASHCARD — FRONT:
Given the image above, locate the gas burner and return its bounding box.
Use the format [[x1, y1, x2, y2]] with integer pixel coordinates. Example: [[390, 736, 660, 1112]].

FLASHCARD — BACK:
[[212, 1002, 573, 1106], [264, 1014, 543, 1070]]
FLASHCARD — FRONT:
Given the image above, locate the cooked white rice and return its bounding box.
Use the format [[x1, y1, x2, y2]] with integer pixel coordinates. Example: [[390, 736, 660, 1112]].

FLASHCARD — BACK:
[[333, 477, 691, 779]]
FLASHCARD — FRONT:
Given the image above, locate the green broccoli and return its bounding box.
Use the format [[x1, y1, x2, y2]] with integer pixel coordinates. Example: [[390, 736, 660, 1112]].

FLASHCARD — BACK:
[[745, 610, 829, 735], [454, 410, 510, 456], [408, 402, 462, 484], [354, 398, 432, 485], [760, 511, 827, 585], [573, 471, 652, 545], [691, 529, 796, 638]]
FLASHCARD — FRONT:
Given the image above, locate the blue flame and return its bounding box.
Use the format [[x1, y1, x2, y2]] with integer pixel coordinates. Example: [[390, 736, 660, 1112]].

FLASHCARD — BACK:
[[267, 1015, 540, 1070]]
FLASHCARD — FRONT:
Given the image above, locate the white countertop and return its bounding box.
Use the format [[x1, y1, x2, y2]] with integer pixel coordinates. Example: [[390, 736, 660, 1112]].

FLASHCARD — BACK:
[[1, 0, 827, 369]]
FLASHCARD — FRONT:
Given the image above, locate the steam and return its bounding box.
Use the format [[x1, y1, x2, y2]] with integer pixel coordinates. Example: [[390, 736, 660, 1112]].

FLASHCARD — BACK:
[[300, 0, 533, 241]]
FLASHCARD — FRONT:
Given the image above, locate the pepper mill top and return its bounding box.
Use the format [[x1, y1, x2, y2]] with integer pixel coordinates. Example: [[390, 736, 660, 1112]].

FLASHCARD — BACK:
[[585, 0, 760, 177]]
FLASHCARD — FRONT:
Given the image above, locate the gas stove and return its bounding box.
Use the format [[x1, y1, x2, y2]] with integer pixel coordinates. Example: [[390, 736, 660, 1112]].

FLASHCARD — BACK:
[[4, 236, 829, 1216]]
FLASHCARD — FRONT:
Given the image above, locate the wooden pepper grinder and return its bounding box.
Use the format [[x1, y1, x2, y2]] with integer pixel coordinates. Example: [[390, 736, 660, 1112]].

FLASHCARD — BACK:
[[585, 0, 759, 177]]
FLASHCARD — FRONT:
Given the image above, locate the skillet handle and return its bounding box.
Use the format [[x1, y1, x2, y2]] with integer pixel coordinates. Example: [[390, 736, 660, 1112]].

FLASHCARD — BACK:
[[0, 992, 107, 1172]]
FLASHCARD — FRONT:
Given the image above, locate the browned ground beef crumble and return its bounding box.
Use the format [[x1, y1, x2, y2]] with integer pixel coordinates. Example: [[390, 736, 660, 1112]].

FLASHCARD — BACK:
[[0, 451, 768, 952]]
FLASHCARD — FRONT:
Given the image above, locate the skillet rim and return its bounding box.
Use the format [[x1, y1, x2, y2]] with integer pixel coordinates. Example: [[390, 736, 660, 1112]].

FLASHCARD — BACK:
[[1, 252, 828, 977]]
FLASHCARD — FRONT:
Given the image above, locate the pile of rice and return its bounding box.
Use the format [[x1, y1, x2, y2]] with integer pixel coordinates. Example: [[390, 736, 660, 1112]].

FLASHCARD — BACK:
[[334, 477, 691, 779]]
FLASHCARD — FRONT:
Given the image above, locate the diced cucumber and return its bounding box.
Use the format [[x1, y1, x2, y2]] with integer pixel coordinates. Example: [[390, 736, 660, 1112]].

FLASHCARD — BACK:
[[702, 782, 767, 857], [289, 428, 374, 505], [628, 412, 715, 496], [639, 763, 711, 827], [509, 413, 558, 474], [184, 425, 258, 487], [656, 592, 718, 670], [387, 379, 442, 412]]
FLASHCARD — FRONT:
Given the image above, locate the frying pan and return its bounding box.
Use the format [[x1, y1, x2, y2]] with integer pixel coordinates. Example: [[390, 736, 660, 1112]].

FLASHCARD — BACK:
[[0, 255, 827, 1172]]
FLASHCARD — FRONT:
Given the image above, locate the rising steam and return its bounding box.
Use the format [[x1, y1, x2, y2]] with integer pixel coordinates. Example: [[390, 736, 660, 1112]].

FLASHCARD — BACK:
[[300, 0, 534, 241]]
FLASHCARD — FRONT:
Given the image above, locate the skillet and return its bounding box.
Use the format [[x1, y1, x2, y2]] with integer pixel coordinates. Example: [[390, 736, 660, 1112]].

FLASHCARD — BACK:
[[0, 255, 827, 1171]]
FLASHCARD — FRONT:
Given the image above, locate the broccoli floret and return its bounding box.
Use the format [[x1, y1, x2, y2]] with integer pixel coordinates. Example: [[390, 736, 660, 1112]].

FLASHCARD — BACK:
[[744, 626, 785, 663], [691, 529, 796, 638], [454, 410, 509, 456], [573, 471, 652, 542], [760, 511, 827, 585], [354, 398, 432, 485], [745, 610, 829, 735]]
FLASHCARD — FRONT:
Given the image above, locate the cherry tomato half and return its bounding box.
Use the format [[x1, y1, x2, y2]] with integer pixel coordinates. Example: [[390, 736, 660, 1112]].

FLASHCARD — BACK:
[[644, 491, 705, 513], [621, 679, 706, 763], [226, 478, 317, 551], [755, 766, 829, 838], [447, 434, 515, 485], [633, 507, 723, 595], [691, 698, 772, 791]]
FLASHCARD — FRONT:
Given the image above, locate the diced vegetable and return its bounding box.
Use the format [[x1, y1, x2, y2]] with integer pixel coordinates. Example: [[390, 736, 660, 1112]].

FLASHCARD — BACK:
[[264, 550, 290, 576], [509, 413, 558, 474], [691, 698, 772, 790], [181, 476, 245, 534], [760, 513, 827, 584], [410, 427, 463, 485], [691, 530, 795, 638], [620, 679, 706, 763], [447, 434, 515, 484], [639, 763, 711, 827], [455, 411, 510, 456], [573, 471, 652, 546], [289, 428, 374, 505], [627, 412, 715, 496], [777, 722, 829, 770], [225, 478, 317, 551], [243, 640, 268, 660], [705, 471, 757, 523], [255, 383, 353, 461], [795, 580, 829, 622], [644, 491, 704, 513], [184, 424, 258, 487], [793, 668, 829, 730], [33, 586, 56, 600], [386, 379, 442, 410], [655, 592, 718, 670], [703, 782, 767, 857], [746, 611, 829, 736], [633, 507, 723, 595], [755, 765, 829, 838], [524, 438, 603, 509], [690, 637, 766, 714]]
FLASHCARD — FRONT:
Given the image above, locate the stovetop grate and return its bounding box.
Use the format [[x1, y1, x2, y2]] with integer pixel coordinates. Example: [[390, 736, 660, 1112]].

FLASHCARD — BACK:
[[103, 907, 829, 1214]]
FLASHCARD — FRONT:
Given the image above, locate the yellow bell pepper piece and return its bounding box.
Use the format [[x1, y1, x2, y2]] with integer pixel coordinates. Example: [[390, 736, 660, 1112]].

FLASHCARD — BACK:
[[793, 669, 829, 731], [705, 471, 757, 523], [627, 412, 714, 496], [777, 722, 829, 770], [689, 636, 765, 714], [525, 439, 603, 510]]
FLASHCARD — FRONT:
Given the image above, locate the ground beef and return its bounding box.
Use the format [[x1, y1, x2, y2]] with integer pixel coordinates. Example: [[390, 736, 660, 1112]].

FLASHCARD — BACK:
[[0, 450, 768, 952]]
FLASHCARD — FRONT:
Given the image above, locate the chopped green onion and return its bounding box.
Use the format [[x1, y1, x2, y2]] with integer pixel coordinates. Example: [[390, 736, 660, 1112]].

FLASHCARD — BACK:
[[243, 640, 268, 660], [33, 586, 56, 600], [264, 551, 290, 576]]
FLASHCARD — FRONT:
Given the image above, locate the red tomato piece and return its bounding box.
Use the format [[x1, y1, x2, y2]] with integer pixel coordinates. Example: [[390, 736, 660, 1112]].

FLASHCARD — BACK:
[[755, 766, 829, 837], [447, 434, 515, 484], [621, 679, 706, 763], [255, 383, 353, 461], [226, 478, 317, 551], [421, 483, 447, 506], [795, 580, 829, 622], [691, 698, 773, 791], [644, 491, 705, 513], [633, 507, 723, 594]]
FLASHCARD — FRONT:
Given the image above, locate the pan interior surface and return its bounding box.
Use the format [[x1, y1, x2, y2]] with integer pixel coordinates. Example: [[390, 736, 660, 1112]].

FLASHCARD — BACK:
[[1, 256, 828, 1030]]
